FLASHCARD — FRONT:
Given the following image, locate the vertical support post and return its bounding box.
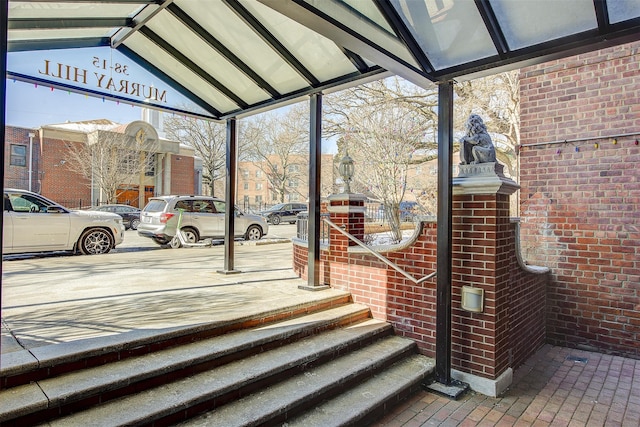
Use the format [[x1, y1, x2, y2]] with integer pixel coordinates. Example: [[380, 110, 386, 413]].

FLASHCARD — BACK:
[[220, 117, 239, 274], [300, 93, 327, 290], [435, 81, 454, 384], [1, 0, 8, 305]]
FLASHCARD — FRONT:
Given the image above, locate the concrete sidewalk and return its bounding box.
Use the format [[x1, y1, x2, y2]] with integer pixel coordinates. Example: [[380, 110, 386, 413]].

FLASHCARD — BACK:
[[1, 241, 344, 356]]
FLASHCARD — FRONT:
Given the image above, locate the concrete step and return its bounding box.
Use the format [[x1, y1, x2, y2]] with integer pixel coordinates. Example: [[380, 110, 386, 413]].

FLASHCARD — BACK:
[[39, 319, 400, 426], [1, 292, 352, 388], [0, 302, 373, 425], [178, 339, 434, 427], [285, 354, 436, 427]]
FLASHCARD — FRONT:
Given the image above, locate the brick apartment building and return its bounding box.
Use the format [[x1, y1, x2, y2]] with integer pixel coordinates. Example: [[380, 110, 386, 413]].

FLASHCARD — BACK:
[[4, 119, 199, 208], [230, 154, 337, 212]]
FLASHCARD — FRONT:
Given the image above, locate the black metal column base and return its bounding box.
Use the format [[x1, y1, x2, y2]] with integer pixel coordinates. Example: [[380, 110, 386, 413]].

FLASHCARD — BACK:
[[216, 269, 241, 275], [423, 379, 469, 400], [298, 284, 330, 291]]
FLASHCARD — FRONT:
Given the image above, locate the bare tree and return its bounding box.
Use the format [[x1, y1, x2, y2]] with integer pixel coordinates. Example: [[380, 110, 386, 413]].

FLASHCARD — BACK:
[[163, 116, 226, 196], [243, 105, 309, 203], [64, 130, 157, 204], [328, 98, 428, 242], [326, 77, 438, 242]]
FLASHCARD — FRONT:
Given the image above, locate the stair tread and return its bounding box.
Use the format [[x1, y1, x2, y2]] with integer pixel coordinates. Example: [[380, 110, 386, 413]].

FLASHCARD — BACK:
[[43, 319, 397, 427], [0, 304, 376, 422], [286, 354, 435, 427], [179, 338, 428, 427], [1, 292, 352, 379]]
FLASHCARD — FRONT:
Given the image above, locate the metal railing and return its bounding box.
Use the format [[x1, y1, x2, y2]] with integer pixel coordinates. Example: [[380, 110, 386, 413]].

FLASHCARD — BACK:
[[323, 218, 436, 285], [296, 212, 330, 245], [296, 213, 436, 284]]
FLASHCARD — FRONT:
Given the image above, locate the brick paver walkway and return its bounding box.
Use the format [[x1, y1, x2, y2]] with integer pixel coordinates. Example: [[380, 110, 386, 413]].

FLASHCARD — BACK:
[[375, 344, 640, 427]]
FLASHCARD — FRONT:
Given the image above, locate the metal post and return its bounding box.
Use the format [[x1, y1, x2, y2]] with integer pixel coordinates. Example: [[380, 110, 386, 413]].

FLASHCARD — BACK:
[[220, 117, 239, 274], [300, 93, 327, 290], [1, 0, 8, 306], [435, 81, 454, 384]]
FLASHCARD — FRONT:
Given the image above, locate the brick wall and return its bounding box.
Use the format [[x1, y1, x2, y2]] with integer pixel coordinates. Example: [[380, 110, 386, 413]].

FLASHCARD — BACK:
[[293, 192, 548, 380], [170, 155, 195, 195], [519, 41, 640, 357], [40, 137, 92, 208], [4, 127, 39, 192]]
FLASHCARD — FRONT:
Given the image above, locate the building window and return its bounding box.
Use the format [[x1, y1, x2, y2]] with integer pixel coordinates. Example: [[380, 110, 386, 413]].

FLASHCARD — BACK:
[[256, 183, 263, 191], [288, 164, 299, 173], [255, 195, 262, 204], [255, 170, 262, 178], [288, 179, 298, 188], [145, 153, 155, 176], [242, 169, 249, 179], [10, 144, 26, 167], [243, 182, 249, 190]]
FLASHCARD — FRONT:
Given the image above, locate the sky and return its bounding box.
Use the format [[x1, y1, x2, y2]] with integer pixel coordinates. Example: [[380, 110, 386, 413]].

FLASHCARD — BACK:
[[4, 46, 339, 152], [5, 79, 144, 128]]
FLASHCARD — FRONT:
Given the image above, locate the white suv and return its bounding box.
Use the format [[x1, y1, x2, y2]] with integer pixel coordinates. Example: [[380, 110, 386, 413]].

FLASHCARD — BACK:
[[137, 195, 269, 246], [3, 188, 125, 256]]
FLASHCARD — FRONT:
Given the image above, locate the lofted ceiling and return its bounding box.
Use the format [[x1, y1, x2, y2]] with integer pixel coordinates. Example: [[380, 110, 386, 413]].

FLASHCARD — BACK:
[[5, 0, 640, 122]]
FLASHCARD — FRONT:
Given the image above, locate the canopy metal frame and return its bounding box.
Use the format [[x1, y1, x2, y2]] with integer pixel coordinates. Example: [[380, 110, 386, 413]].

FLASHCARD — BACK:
[[2, 0, 640, 389]]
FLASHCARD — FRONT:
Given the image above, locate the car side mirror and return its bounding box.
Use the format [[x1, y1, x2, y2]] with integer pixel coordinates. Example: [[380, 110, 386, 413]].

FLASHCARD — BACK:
[[47, 206, 66, 213]]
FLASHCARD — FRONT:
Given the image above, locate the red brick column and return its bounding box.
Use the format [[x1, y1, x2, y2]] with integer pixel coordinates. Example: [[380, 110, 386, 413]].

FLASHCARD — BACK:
[[327, 193, 366, 245], [451, 163, 519, 390]]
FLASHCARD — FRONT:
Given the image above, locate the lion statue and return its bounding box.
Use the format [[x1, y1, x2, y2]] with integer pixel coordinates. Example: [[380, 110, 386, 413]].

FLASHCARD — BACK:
[[459, 114, 497, 165]]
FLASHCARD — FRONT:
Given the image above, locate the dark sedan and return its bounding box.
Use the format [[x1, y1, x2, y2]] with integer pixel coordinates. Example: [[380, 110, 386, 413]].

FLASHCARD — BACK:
[[259, 203, 307, 225], [90, 204, 142, 230]]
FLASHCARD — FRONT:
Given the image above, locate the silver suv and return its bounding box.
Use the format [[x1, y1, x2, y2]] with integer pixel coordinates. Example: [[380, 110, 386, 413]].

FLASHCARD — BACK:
[[137, 195, 269, 246], [3, 188, 125, 255]]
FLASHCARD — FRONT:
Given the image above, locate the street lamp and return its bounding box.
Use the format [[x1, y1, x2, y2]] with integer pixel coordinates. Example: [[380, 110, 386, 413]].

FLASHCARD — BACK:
[[338, 151, 355, 193]]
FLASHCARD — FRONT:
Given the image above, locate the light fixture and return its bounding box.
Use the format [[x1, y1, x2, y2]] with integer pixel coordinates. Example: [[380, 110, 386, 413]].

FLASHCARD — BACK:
[[338, 150, 355, 194], [461, 286, 484, 313]]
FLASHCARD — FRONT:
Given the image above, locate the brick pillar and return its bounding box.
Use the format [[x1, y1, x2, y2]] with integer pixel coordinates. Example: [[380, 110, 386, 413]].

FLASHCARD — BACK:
[[451, 162, 519, 395], [327, 193, 366, 246]]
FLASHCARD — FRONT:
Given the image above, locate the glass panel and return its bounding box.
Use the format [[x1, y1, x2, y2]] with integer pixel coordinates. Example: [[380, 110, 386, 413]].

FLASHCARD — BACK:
[[302, 0, 419, 68], [390, 0, 497, 70], [176, 0, 309, 94], [607, 0, 640, 23], [7, 46, 212, 118], [242, 0, 358, 81], [491, 0, 596, 50], [8, 28, 114, 42], [147, 11, 270, 105], [8, 2, 143, 19], [124, 34, 240, 114]]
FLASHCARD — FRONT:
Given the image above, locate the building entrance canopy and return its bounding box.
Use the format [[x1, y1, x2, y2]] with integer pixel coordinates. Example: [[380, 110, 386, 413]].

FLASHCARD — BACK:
[[5, 0, 640, 121]]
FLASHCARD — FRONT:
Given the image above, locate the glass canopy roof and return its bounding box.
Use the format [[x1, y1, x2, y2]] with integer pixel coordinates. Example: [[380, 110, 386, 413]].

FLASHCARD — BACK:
[[5, 0, 640, 121]]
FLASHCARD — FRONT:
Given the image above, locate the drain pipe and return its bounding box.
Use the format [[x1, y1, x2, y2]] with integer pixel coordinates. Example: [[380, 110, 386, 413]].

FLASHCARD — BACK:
[[28, 132, 35, 191]]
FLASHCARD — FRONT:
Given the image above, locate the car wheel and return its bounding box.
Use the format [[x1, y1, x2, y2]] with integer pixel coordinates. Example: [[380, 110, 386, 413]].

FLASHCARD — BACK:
[[270, 215, 281, 225], [130, 218, 140, 230], [245, 225, 263, 241], [78, 228, 113, 255], [181, 227, 199, 244]]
